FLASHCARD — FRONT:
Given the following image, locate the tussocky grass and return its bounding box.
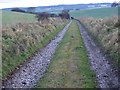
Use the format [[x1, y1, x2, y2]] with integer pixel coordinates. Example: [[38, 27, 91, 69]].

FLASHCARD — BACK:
[[2, 12, 68, 79]]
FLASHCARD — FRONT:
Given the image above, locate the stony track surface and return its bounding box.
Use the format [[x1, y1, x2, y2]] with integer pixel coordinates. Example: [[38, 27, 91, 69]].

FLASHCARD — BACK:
[[3, 21, 72, 88], [77, 20, 119, 88]]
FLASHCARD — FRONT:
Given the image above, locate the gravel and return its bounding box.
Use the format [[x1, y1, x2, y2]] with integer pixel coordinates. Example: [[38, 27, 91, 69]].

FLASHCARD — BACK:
[[77, 20, 119, 88], [3, 21, 72, 88]]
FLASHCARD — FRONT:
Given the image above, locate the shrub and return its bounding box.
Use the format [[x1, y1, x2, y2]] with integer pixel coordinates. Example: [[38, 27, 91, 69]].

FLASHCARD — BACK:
[[11, 8, 26, 13]]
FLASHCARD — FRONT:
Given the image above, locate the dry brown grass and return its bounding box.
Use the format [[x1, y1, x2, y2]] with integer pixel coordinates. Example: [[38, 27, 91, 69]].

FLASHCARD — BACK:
[[2, 18, 68, 79], [79, 16, 119, 65]]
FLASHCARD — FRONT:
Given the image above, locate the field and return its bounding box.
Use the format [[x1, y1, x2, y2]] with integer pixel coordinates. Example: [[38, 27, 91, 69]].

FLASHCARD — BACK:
[[36, 20, 96, 88], [2, 10, 36, 26], [70, 7, 118, 18], [2, 11, 68, 79]]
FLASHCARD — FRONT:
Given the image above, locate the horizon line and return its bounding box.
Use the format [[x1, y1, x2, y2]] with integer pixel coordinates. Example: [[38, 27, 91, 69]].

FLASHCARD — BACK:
[[0, 2, 112, 9]]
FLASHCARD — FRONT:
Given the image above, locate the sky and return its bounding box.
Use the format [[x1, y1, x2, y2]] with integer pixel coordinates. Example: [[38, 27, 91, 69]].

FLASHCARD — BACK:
[[0, 0, 119, 9]]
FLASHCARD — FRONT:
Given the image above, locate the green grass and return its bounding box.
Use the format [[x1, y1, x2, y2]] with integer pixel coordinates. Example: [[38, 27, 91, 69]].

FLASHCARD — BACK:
[[36, 20, 96, 88], [2, 21, 68, 79], [2, 10, 36, 26], [70, 7, 118, 18]]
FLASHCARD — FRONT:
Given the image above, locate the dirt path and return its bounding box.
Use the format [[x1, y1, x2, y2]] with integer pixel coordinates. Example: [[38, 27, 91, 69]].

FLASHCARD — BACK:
[[2, 21, 72, 88], [36, 20, 96, 88], [77, 20, 119, 88]]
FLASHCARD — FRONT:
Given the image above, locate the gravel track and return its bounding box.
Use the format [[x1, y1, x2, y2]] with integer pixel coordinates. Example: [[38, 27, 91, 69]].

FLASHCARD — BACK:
[[77, 20, 119, 88], [3, 21, 72, 88]]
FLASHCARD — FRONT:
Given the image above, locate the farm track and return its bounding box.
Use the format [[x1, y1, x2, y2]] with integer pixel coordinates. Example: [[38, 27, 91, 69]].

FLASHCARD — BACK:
[[36, 20, 96, 88], [77, 20, 119, 88], [2, 20, 119, 88], [2, 21, 72, 88]]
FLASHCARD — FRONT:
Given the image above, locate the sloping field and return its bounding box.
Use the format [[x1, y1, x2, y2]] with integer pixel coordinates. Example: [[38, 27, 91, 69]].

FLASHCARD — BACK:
[[2, 10, 36, 26], [70, 7, 118, 18]]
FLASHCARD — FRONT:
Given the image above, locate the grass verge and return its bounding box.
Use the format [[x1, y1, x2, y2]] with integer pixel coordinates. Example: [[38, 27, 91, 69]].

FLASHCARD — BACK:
[[2, 20, 68, 79], [36, 20, 96, 88], [79, 17, 119, 67]]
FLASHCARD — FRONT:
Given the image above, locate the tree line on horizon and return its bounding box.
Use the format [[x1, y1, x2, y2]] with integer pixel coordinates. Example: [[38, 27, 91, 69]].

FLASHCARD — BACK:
[[11, 7, 70, 21], [11, 1, 120, 14], [36, 10, 70, 23], [111, 1, 120, 7]]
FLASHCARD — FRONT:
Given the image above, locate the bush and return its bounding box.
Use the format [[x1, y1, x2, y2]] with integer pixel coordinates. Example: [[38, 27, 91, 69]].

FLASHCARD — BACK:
[[59, 10, 70, 19], [11, 8, 26, 13]]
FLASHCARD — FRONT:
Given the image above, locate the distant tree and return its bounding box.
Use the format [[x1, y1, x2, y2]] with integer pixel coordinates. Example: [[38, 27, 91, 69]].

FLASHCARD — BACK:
[[11, 8, 25, 12], [59, 10, 70, 19], [111, 1, 119, 7], [118, 1, 120, 6], [50, 13, 58, 17], [27, 7, 36, 13], [76, 9, 80, 10], [62, 10, 69, 14], [36, 12, 50, 21], [64, 10, 70, 12]]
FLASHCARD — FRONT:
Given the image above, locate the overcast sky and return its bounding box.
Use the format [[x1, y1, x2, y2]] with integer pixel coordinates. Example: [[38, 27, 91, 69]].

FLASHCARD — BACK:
[[0, 0, 119, 9]]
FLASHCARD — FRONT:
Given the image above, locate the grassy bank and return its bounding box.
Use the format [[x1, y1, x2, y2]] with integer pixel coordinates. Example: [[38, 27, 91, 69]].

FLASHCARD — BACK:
[[70, 6, 119, 68], [36, 20, 96, 88], [2, 10, 68, 79], [79, 16, 119, 66]]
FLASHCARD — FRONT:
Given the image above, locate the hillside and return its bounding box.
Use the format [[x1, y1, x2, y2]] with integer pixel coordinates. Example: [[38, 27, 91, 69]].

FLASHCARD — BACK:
[[35, 3, 111, 13], [2, 10, 36, 26], [70, 7, 118, 18], [2, 3, 112, 14]]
